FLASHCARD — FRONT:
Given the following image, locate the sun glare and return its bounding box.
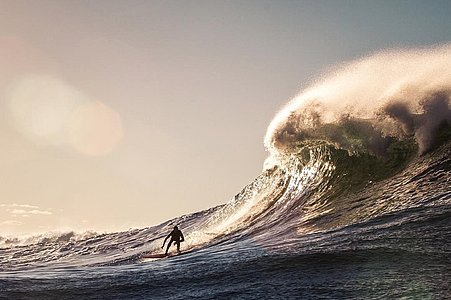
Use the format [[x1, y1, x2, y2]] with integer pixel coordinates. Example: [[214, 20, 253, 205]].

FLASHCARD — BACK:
[[67, 101, 123, 156], [6, 75, 123, 155], [7, 75, 82, 144]]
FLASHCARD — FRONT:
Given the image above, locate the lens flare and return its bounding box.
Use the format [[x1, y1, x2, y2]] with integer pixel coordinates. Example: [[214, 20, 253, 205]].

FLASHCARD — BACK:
[[6, 75, 83, 145], [67, 101, 123, 156], [6, 75, 123, 156]]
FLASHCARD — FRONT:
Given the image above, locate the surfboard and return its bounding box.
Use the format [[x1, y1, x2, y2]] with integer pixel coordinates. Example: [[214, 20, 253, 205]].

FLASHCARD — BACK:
[[141, 253, 167, 259], [141, 250, 193, 261]]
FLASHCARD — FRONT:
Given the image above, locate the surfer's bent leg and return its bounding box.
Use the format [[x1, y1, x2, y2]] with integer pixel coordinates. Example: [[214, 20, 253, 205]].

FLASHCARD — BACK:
[[175, 241, 180, 253]]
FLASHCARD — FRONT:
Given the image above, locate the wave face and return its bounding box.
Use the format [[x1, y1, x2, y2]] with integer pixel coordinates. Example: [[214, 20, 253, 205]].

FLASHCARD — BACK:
[[1, 46, 450, 299]]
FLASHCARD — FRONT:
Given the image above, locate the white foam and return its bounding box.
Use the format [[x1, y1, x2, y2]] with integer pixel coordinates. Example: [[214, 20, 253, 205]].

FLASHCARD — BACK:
[[265, 44, 451, 158]]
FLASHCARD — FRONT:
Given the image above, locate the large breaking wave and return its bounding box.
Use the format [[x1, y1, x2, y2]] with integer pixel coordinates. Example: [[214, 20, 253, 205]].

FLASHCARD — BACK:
[[265, 44, 451, 160], [1, 45, 450, 271]]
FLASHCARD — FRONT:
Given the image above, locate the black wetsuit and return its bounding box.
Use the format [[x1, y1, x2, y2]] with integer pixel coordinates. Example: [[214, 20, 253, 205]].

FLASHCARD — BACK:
[[164, 228, 184, 254]]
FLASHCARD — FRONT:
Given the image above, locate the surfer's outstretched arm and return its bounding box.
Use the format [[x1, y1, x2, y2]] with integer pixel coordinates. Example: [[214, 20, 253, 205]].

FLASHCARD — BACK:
[[162, 233, 171, 248], [180, 232, 185, 242]]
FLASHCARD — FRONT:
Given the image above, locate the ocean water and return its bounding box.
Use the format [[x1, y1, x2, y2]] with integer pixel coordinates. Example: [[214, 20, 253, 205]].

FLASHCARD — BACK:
[[1, 46, 451, 299], [1, 137, 450, 299]]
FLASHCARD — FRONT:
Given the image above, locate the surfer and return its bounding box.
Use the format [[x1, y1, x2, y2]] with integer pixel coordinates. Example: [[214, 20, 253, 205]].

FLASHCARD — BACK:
[[162, 226, 185, 255]]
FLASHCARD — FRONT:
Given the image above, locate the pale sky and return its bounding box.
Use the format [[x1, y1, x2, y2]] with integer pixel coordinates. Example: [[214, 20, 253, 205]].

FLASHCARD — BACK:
[[0, 0, 450, 236]]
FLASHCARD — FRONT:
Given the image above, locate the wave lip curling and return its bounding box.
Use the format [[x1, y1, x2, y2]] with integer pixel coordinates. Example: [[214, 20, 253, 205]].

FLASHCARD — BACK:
[[265, 44, 451, 161]]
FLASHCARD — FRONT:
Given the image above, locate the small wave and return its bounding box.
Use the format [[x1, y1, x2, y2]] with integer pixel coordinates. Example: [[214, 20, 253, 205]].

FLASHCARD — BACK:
[[0, 230, 99, 248]]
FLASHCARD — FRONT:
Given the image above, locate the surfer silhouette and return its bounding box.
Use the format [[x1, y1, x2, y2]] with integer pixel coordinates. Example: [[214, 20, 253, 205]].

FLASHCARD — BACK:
[[162, 226, 185, 255]]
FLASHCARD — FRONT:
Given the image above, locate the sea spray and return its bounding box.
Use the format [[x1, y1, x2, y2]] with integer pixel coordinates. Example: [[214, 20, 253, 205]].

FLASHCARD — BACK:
[[265, 44, 451, 159]]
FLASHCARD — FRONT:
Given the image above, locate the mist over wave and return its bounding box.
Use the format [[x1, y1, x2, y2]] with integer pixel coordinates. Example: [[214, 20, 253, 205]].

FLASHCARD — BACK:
[[265, 44, 451, 162]]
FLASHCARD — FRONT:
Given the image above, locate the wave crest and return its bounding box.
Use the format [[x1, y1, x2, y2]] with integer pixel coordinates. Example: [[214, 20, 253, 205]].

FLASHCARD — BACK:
[[265, 44, 451, 160]]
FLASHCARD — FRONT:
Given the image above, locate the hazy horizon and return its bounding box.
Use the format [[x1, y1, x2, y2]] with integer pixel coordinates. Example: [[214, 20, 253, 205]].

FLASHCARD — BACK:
[[1, 0, 450, 236]]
